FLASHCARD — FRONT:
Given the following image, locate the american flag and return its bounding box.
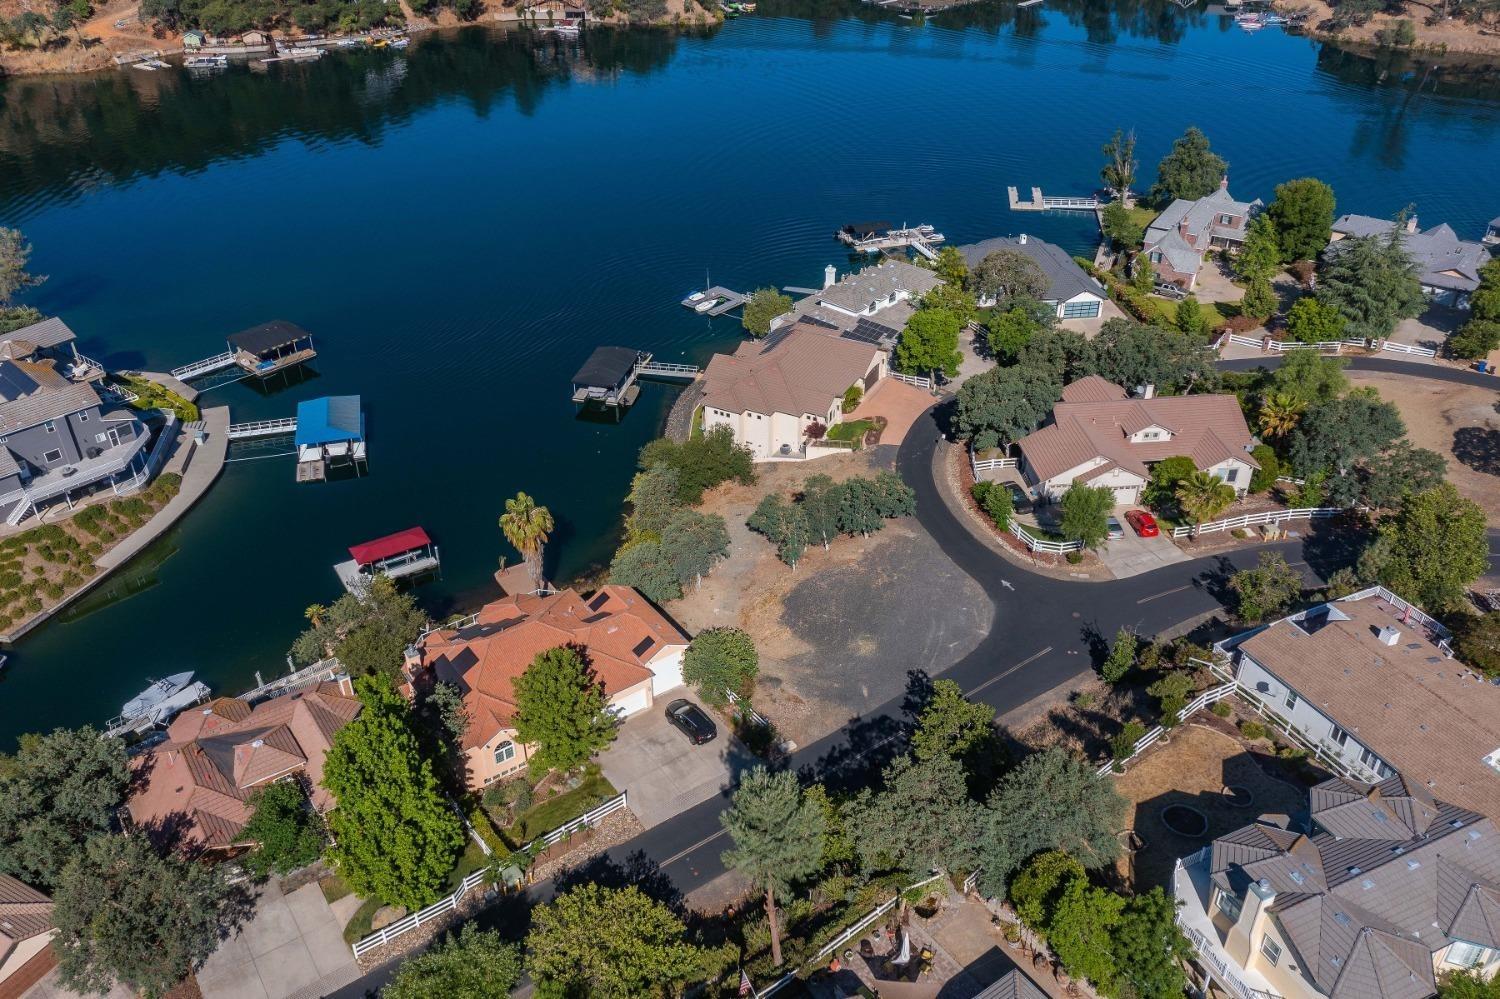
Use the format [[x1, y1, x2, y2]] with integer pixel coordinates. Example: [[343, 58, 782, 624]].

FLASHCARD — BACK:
[[738, 968, 753, 996]]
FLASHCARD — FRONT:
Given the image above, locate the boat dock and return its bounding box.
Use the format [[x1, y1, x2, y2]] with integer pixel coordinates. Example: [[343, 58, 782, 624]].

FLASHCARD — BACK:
[[295, 395, 366, 483], [681, 287, 747, 317], [1007, 186, 1101, 212], [333, 527, 440, 592], [227, 417, 297, 440], [835, 222, 945, 260], [571, 347, 700, 417], [170, 320, 318, 389]]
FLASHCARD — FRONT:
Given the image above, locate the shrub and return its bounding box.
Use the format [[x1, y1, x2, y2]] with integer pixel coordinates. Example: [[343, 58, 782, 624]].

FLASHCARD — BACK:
[[969, 481, 1012, 530], [1211, 700, 1233, 718], [682, 627, 759, 705], [1111, 721, 1147, 761], [1065, 551, 1083, 564], [23, 596, 41, 613], [1239, 720, 1267, 741], [841, 384, 863, 414]]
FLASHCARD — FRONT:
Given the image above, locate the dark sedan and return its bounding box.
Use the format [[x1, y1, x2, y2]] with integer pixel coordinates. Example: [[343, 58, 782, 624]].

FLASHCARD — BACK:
[[665, 698, 717, 745]]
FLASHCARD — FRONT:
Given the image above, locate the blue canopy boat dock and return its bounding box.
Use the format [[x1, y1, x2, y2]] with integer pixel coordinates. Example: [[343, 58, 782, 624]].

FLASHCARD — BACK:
[[295, 395, 366, 482]]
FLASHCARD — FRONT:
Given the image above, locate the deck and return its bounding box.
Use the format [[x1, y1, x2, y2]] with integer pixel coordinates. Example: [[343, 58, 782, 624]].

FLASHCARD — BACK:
[[680, 287, 747, 317], [227, 417, 297, 440], [234, 346, 317, 378], [296, 459, 326, 483], [836, 224, 945, 259], [1007, 186, 1101, 212]]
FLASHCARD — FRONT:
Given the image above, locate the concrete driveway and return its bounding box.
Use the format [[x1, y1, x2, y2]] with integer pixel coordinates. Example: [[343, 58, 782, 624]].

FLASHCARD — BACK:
[[1098, 528, 1190, 579], [195, 881, 359, 999], [599, 692, 756, 829]]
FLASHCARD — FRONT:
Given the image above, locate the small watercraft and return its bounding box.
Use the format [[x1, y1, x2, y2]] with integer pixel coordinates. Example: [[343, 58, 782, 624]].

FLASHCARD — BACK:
[[391, 36, 410, 48], [695, 297, 721, 313], [184, 54, 229, 68]]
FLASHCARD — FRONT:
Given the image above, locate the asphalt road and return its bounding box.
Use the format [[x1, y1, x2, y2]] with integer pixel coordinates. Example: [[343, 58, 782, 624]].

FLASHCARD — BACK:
[[331, 354, 1500, 997]]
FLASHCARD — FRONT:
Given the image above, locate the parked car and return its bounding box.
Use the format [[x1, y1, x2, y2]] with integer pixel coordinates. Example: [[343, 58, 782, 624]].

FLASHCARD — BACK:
[[1124, 509, 1160, 538], [1106, 515, 1124, 540], [665, 698, 717, 745], [1153, 282, 1187, 301]]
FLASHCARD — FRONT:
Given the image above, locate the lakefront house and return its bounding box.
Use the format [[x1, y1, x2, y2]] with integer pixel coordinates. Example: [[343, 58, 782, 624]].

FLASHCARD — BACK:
[[1328, 214, 1493, 310], [1015, 376, 1258, 506], [954, 234, 1107, 320], [1142, 178, 1262, 290], [402, 586, 689, 790], [771, 259, 942, 346]]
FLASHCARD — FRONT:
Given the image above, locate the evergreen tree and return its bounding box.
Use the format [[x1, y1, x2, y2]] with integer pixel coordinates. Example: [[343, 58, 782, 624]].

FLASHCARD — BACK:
[[323, 677, 464, 909], [625, 464, 682, 542], [384, 925, 522, 999], [1240, 276, 1277, 320], [1317, 230, 1425, 340], [1100, 127, 1137, 200], [1100, 627, 1137, 684], [910, 678, 996, 763], [1236, 214, 1281, 283], [526, 885, 702, 999], [1471, 258, 1500, 322], [608, 540, 681, 603], [660, 508, 730, 589], [845, 754, 982, 878], [1266, 178, 1336, 262], [1009, 850, 1085, 933], [1149, 127, 1226, 204], [513, 646, 619, 772], [932, 245, 970, 287], [1377, 484, 1490, 613], [53, 832, 241, 998], [1175, 294, 1205, 335], [1047, 876, 1124, 991], [0, 227, 45, 305], [1115, 886, 1193, 999], [1285, 296, 1346, 343], [721, 767, 826, 966], [1451, 319, 1500, 360]]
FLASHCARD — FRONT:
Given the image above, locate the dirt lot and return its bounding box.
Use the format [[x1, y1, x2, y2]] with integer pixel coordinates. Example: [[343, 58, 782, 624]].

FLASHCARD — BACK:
[[667, 448, 993, 748], [1279, 0, 1500, 57], [1110, 723, 1310, 892], [1349, 371, 1500, 526]]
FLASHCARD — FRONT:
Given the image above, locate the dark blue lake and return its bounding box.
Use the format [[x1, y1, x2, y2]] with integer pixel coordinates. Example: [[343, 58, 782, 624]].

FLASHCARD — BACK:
[[2, 3, 1499, 745]]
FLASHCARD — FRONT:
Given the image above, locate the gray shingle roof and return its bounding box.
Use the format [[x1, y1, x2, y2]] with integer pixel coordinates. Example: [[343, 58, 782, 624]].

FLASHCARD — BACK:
[[969, 969, 1049, 999], [1145, 185, 1260, 246], [0, 377, 101, 435], [954, 235, 1104, 304], [1211, 777, 1500, 999], [1330, 215, 1492, 294], [794, 260, 941, 316], [3, 316, 76, 350]]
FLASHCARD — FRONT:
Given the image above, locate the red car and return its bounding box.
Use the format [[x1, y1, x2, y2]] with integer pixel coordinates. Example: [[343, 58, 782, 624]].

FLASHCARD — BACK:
[[1124, 509, 1160, 538]]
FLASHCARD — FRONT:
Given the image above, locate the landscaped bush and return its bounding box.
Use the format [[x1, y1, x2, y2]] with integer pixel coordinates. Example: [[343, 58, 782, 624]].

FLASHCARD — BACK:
[[1211, 700, 1233, 718], [1239, 720, 1267, 741], [970, 481, 1013, 530]]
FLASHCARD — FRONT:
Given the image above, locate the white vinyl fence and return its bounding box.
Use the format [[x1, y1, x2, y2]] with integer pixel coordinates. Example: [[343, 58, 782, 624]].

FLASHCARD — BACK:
[[1094, 681, 1238, 777], [1009, 520, 1084, 554], [891, 372, 933, 390], [1170, 506, 1340, 538], [969, 447, 1018, 476], [1218, 333, 1371, 355], [1379, 339, 1438, 358], [349, 791, 629, 958]]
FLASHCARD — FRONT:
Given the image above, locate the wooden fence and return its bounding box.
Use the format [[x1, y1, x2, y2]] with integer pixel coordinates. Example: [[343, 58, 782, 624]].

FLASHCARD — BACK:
[[1169, 506, 1340, 538], [349, 791, 629, 958]]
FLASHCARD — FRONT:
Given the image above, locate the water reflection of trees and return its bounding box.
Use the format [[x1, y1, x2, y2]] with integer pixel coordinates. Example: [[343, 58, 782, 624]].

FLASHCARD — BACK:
[[756, 0, 1208, 42], [0, 24, 694, 213]]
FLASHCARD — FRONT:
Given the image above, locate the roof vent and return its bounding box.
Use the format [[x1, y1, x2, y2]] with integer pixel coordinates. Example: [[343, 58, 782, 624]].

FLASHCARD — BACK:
[[1452, 819, 1465, 829], [1333, 912, 1352, 928], [1407, 859, 1421, 870], [1348, 866, 1362, 875], [251, 739, 264, 748], [1377, 625, 1401, 646], [1290, 870, 1305, 885], [1019, 233, 1029, 245], [1468, 830, 1482, 841]]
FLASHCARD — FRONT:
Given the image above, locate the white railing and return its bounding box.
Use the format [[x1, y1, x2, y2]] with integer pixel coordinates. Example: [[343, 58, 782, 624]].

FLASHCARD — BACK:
[[969, 447, 1018, 475], [1219, 334, 1365, 355], [1379, 339, 1437, 358], [891, 372, 933, 390], [725, 689, 771, 730], [351, 867, 489, 958], [1009, 520, 1084, 554], [1344, 584, 1452, 649], [1170, 507, 1339, 538], [1222, 333, 1262, 349], [636, 360, 701, 379], [241, 657, 342, 704], [523, 792, 629, 851], [170, 351, 235, 380], [1096, 681, 1237, 776], [226, 417, 297, 440]]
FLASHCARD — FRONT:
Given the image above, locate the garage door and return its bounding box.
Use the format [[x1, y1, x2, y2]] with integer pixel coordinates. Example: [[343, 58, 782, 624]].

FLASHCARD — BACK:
[[649, 653, 685, 696], [1062, 298, 1102, 319], [611, 686, 652, 718], [1113, 485, 1140, 505]]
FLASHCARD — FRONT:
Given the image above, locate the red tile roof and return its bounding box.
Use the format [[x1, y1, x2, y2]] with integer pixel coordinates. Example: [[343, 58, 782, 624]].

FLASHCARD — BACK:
[[416, 586, 688, 750], [127, 682, 360, 850]]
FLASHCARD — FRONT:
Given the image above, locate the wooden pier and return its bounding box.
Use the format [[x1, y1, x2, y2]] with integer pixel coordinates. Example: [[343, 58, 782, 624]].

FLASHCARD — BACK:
[[680, 287, 747, 317], [170, 321, 318, 385], [1007, 186, 1101, 212], [835, 223, 945, 260], [571, 347, 700, 417]]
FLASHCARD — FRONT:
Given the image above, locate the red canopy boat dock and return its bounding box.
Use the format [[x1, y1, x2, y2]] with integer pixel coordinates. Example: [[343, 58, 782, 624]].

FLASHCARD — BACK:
[[332, 526, 440, 592]]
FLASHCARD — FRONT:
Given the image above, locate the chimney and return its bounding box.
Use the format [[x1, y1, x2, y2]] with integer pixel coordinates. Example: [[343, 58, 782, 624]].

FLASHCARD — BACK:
[[1019, 233, 1028, 245], [1405, 214, 1419, 235], [1377, 625, 1401, 647], [1135, 383, 1156, 400], [1225, 879, 1277, 968], [824, 265, 837, 289], [1220, 174, 1229, 190]]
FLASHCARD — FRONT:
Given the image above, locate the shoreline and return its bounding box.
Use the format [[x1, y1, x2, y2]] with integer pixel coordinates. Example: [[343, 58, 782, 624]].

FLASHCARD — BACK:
[[1276, 0, 1500, 59]]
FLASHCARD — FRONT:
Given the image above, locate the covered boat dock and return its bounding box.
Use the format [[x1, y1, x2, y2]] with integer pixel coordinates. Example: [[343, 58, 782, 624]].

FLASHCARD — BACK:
[[295, 395, 366, 482], [571, 346, 646, 414], [333, 526, 439, 591], [228, 320, 317, 378]]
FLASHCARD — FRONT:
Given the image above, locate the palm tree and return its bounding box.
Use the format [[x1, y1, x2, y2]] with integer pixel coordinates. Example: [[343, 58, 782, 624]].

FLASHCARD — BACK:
[[1258, 393, 1306, 441], [304, 603, 327, 628], [499, 491, 555, 592], [1176, 471, 1237, 537]]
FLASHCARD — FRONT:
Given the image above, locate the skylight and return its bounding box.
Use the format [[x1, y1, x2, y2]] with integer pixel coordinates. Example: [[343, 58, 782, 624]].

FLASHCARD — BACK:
[[1290, 870, 1305, 885], [1334, 912, 1353, 927], [1361, 879, 1376, 890]]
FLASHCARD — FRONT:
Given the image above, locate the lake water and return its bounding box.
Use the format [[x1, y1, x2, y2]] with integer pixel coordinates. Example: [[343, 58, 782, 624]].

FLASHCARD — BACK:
[[3, 2, 1500, 745]]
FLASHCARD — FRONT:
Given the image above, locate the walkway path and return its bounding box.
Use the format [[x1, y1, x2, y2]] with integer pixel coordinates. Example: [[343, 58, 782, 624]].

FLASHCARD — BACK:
[[197, 881, 359, 999]]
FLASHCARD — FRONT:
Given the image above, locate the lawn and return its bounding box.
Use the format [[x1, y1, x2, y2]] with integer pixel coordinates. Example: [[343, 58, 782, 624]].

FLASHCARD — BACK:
[[341, 897, 383, 945], [502, 767, 618, 844], [1126, 205, 1158, 232], [825, 419, 875, 446], [118, 374, 199, 422], [443, 838, 491, 893]]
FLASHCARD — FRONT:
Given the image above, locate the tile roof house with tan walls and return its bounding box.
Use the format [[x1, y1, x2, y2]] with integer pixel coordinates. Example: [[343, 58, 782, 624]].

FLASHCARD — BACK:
[[126, 680, 361, 851], [0, 874, 56, 997], [1217, 588, 1500, 820], [1015, 376, 1259, 505], [402, 586, 689, 790], [698, 321, 887, 461]]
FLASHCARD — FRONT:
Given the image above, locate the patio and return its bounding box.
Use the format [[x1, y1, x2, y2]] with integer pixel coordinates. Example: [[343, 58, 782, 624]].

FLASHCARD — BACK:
[[845, 378, 935, 446]]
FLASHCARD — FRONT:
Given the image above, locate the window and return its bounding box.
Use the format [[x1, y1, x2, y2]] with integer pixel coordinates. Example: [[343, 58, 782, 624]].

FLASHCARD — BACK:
[[95, 433, 108, 443], [1359, 747, 1383, 770], [1216, 890, 1243, 920], [1330, 725, 1350, 747], [43, 420, 55, 434], [1061, 299, 1101, 319], [1448, 942, 1488, 968], [1220, 214, 1234, 225], [1260, 937, 1283, 966], [1285, 691, 1299, 710], [41, 449, 61, 465], [493, 741, 516, 766], [1224, 468, 1239, 483], [77, 411, 89, 422], [1150, 251, 1162, 264]]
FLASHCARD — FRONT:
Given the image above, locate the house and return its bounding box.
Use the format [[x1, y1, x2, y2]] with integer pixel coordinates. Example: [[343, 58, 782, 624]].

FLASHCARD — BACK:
[[1216, 587, 1500, 819], [0, 319, 151, 526], [402, 586, 689, 790], [0, 875, 55, 996], [698, 321, 887, 460], [1329, 214, 1493, 309], [1143, 178, 1262, 290], [1015, 376, 1258, 505], [773, 259, 943, 347], [954, 234, 1107, 320], [126, 682, 361, 851]]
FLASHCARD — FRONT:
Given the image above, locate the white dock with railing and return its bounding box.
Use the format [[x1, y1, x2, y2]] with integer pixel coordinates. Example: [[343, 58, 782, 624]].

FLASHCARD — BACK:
[[1007, 186, 1101, 212], [226, 417, 298, 440], [635, 360, 700, 381], [170, 351, 237, 381]]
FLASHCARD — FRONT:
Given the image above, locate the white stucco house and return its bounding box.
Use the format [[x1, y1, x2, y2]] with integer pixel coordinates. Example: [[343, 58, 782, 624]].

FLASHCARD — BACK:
[[1015, 375, 1259, 505]]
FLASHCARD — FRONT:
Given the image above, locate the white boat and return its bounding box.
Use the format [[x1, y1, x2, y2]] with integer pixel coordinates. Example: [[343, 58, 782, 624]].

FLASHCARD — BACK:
[[278, 46, 324, 60], [390, 36, 410, 48], [184, 54, 229, 68], [122, 671, 195, 720], [694, 297, 721, 313]]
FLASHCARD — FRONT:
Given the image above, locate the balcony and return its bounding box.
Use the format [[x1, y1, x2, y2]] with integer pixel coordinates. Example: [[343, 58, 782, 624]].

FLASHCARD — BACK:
[[1173, 852, 1287, 999]]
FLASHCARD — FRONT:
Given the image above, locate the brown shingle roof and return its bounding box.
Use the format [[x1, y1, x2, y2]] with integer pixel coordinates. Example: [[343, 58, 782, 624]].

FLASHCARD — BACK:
[[698, 322, 881, 419], [0, 874, 53, 957], [1237, 595, 1500, 821], [1018, 379, 1257, 482]]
